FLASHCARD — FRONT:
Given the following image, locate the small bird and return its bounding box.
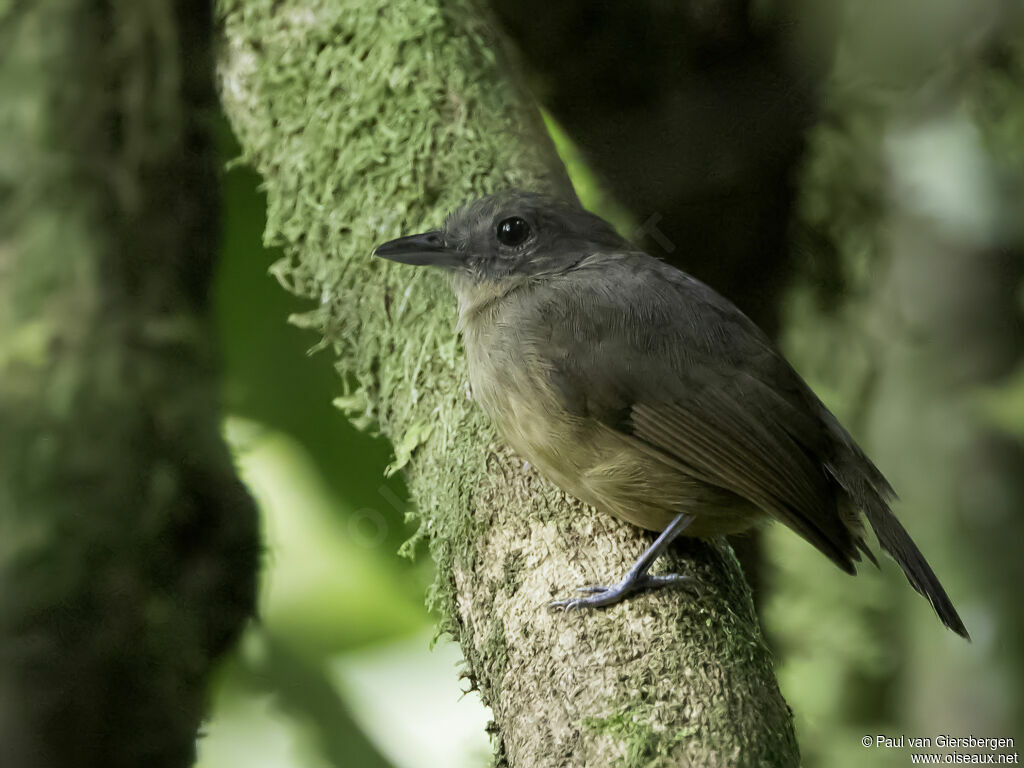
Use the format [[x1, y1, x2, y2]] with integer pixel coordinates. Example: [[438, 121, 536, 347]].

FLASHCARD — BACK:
[[374, 190, 969, 638]]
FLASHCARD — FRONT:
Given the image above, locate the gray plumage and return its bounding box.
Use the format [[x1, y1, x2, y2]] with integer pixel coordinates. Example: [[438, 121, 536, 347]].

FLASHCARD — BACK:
[[374, 190, 968, 638]]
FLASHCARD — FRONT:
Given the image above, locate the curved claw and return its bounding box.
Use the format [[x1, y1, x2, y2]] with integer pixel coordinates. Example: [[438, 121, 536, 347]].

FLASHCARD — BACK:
[[549, 571, 695, 611]]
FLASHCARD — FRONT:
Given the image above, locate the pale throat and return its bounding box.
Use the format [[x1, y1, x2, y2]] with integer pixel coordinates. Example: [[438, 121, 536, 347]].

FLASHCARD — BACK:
[[451, 273, 530, 332]]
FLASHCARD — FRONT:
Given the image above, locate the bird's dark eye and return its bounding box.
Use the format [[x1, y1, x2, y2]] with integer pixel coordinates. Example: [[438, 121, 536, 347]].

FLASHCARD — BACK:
[[496, 216, 530, 247]]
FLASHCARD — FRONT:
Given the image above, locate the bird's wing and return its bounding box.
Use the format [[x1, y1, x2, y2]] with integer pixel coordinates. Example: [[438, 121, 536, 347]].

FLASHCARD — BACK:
[[537, 254, 858, 570]]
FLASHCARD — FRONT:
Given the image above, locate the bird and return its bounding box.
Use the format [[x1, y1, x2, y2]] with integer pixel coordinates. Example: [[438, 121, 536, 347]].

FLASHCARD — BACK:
[[373, 190, 969, 639]]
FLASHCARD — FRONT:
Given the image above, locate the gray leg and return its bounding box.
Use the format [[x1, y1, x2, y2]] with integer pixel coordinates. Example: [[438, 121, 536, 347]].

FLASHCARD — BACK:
[[550, 513, 697, 610]]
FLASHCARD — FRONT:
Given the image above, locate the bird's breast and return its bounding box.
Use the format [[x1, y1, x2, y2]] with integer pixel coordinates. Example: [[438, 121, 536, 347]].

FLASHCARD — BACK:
[[462, 319, 760, 536], [465, 333, 574, 470]]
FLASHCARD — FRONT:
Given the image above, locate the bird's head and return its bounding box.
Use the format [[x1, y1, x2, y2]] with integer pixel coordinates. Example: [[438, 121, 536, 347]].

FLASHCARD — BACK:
[[374, 191, 626, 313]]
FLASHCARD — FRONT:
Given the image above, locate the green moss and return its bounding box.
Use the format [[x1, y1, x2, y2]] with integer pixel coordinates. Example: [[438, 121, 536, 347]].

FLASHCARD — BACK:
[[500, 549, 524, 597], [482, 618, 509, 682], [583, 697, 689, 768]]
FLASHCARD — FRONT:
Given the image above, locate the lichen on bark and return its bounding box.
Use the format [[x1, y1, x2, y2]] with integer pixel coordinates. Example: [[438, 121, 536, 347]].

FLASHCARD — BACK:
[[216, 0, 799, 764]]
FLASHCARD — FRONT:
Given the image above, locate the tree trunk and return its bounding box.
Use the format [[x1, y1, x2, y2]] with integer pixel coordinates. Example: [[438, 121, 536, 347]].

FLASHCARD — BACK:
[[216, 1, 798, 765], [0, 2, 259, 766]]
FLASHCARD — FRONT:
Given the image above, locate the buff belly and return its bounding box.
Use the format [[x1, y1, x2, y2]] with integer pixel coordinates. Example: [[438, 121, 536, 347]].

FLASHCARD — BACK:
[[468, 359, 760, 537]]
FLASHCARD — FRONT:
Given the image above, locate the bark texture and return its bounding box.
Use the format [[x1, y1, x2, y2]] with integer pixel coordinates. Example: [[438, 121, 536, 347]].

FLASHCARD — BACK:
[[216, 1, 798, 765], [0, 2, 259, 766]]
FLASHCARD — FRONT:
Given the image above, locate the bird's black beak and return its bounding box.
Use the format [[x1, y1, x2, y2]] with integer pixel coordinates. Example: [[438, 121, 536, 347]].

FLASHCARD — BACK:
[[373, 230, 461, 268]]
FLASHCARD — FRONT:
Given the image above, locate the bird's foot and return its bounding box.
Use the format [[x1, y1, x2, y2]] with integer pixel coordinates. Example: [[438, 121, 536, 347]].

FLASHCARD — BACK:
[[549, 572, 694, 610]]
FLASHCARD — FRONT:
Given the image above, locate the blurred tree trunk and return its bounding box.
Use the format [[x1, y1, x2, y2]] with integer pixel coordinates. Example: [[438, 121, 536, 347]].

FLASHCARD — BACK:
[[0, 2, 259, 767], [216, 0, 799, 765]]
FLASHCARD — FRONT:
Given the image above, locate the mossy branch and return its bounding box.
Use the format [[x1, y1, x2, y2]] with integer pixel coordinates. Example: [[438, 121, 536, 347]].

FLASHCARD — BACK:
[[216, 1, 798, 764]]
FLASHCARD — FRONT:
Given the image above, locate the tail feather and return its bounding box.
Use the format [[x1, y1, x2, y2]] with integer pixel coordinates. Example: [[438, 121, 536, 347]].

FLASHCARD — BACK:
[[862, 497, 970, 639], [855, 536, 880, 569], [821, 413, 968, 639]]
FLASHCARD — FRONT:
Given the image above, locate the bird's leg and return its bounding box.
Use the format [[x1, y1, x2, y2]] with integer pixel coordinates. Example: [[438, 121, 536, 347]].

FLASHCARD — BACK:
[[550, 513, 697, 610]]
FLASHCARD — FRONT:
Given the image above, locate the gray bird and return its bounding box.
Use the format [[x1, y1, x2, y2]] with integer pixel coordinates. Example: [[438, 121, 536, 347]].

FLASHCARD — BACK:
[[374, 190, 969, 638]]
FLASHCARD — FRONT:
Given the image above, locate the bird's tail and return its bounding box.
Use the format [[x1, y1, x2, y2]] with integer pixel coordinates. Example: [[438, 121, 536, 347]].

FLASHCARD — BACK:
[[821, 406, 969, 640], [861, 494, 970, 639]]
